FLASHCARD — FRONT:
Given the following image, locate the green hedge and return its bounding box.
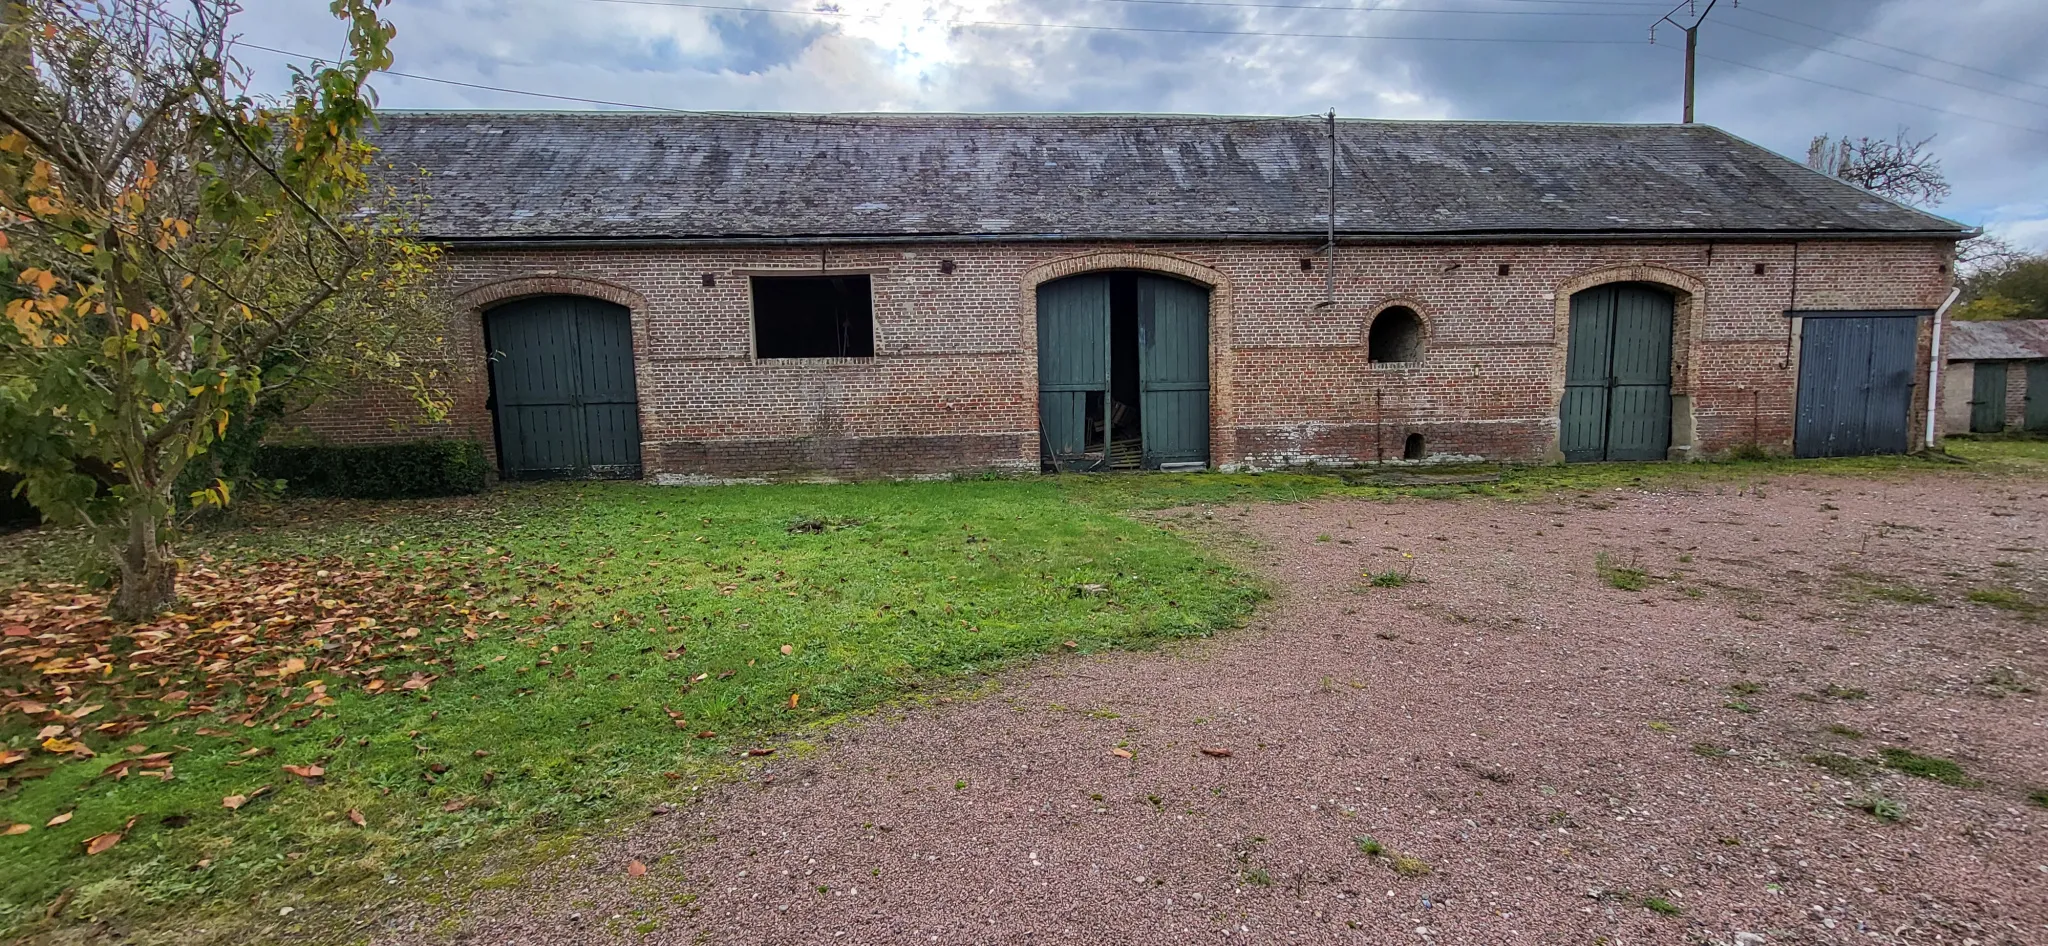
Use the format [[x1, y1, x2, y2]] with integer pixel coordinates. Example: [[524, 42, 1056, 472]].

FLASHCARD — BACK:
[[254, 440, 491, 499]]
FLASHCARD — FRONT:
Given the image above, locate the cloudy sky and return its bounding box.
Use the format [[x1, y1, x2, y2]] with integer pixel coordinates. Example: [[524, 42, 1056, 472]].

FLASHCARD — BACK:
[[237, 0, 2047, 247]]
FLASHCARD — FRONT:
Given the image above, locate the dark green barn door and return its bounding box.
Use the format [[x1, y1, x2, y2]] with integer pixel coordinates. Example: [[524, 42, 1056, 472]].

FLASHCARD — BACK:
[[487, 296, 643, 479], [2028, 361, 2048, 432], [1560, 285, 1673, 462], [1037, 275, 1110, 471], [1970, 361, 2008, 433], [1136, 276, 1211, 468]]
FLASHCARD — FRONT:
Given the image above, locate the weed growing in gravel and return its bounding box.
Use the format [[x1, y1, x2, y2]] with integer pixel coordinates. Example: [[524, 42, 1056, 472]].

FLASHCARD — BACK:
[[1642, 896, 1683, 916], [1723, 700, 1760, 714], [1807, 753, 1875, 780], [1825, 724, 1866, 740], [1363, 556, 1417, 588], [1967, 587, 2039, 613], [2027, 788, 2048, 809], [1850, 791, 1908, 823], [1595, 552, 1649, 591], [1878, 748, 1975, 786], [1858, 580, 1936, 604], [1389, 853, 1433, 877], [1240, 868, 1273, 887], [1727, 681, 1765, 696], [1691, 742, 1732, 759], [1821, 684, 1870, 701], [1647, 721, 1672, 732], [1353, 835, 1430, 877], [1976, 666, 2037, 698]]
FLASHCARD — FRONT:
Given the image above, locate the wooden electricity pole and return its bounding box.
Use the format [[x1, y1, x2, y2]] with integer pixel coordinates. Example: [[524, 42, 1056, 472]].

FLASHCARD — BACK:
[[1656, 0, 1722, 124]]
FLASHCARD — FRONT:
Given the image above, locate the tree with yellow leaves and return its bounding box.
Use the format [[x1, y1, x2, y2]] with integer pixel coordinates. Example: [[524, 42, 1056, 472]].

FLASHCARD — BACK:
[[0, 1, 448, 619]]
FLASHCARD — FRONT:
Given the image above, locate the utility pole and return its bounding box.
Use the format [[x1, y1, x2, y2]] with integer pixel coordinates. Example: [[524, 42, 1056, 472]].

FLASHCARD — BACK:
[[1655, 0, 1723, 124]]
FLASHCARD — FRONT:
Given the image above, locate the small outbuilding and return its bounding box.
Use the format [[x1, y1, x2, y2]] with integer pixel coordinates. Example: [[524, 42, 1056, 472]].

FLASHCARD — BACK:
[[299, 112, 1970, 480], [1941, 320, 2048, 434]]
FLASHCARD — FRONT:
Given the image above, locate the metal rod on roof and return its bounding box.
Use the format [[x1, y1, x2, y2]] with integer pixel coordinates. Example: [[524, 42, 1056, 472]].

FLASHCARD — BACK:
[[1326, 108, 1337, 306]]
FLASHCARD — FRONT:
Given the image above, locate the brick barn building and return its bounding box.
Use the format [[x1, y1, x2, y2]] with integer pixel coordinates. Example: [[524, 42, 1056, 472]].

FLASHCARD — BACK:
[[301, 112, 1970, 480]]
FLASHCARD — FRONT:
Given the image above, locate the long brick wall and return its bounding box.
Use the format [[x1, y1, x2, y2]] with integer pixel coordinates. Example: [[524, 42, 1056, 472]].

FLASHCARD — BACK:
[[291, 238, 1957, 479]]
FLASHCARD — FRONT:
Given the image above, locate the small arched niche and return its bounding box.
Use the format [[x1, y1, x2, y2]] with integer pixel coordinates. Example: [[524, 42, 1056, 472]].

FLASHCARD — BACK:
[[1403, 432, 1426, 461], [1368, 305, 1425, 365]]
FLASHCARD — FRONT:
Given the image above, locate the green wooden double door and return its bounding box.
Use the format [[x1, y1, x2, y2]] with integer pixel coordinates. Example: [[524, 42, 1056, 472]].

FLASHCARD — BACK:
[[1037, 273, 1211, 471], [485, 296, 643, 479], [1560, 285, 1675, 462], [1971, 361, 2048, 433]]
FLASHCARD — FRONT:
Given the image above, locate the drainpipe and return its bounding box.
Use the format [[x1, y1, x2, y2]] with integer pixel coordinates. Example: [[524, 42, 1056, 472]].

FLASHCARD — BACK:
[[1924, 286, 1961, 450], [1325, 109, 1337, 307]]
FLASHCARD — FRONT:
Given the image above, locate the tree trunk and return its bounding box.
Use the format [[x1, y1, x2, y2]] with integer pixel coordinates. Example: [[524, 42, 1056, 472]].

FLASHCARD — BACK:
[[110, 507, 177, 621]]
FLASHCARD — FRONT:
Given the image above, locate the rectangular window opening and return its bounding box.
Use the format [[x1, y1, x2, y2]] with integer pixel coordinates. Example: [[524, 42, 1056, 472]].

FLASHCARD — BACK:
[[751, 275, 875, 358]]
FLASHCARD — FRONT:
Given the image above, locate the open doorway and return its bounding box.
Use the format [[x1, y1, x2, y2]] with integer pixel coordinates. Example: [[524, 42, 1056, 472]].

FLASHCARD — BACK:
[[1036, 271, 1210, 472], [1107, 274, 1144, 468]]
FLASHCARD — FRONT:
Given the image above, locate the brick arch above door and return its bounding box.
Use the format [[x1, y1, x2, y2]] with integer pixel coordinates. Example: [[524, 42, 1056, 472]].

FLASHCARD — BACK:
[[453, 273, 650, 313], [1017, 250, 1238, 466]]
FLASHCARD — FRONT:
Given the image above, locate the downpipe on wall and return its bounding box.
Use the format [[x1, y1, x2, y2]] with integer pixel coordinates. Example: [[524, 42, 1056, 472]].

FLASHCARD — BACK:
[[1924, 286, 1961, 450]]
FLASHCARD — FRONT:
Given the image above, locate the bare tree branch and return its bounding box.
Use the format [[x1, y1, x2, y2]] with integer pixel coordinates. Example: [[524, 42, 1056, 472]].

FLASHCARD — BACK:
[[1805, 128, 1952, 207]]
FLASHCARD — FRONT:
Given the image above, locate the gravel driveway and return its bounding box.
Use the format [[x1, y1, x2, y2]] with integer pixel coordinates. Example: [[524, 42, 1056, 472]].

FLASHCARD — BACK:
[[394, 472, 2047, 946]]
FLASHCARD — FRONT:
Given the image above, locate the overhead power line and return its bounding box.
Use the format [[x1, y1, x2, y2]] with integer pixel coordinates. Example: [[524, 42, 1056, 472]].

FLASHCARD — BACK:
[[1692, 50, 2048, 137], [1712, 17, 2048, 110], [1058, 0, 2048, 110], [1071, 0, 1649, 17], [579, 0, 1650, 44], [234, 39, 1324, 129], [1741, 4, 2048, 94], [235, 1, 2048, 138]]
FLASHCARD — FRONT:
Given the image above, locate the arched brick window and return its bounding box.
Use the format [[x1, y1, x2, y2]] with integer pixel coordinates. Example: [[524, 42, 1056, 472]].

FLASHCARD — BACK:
[[1368, 305, 1425, 364]]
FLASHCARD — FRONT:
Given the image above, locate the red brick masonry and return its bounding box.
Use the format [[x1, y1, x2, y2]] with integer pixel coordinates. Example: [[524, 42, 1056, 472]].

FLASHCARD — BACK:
[[294, 238, 1955, 480]]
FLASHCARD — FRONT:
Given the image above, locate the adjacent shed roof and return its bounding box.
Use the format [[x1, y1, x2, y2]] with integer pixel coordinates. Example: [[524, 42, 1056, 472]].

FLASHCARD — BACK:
[[368, 111, 1970, 243], [1945, 319, 2048, 361]]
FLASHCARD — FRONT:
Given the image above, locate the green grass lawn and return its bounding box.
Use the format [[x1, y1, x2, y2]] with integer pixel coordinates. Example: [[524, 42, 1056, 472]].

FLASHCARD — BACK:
[[0, 478, 1268, 941], [1, 441, 2040, 943]]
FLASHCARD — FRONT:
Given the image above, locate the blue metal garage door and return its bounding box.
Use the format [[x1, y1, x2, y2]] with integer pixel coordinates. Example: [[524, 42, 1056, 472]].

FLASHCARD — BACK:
[[1793, 311, 1921, 458]]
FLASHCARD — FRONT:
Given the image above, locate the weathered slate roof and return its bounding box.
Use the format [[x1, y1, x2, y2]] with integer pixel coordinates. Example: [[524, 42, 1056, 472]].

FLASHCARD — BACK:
[[1945, 319, 2048, 361], [369, 111, 1969, 242]]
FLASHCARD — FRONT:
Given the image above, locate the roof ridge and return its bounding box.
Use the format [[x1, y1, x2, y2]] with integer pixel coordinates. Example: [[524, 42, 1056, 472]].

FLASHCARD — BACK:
[[373, 108, 1722, 129]]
